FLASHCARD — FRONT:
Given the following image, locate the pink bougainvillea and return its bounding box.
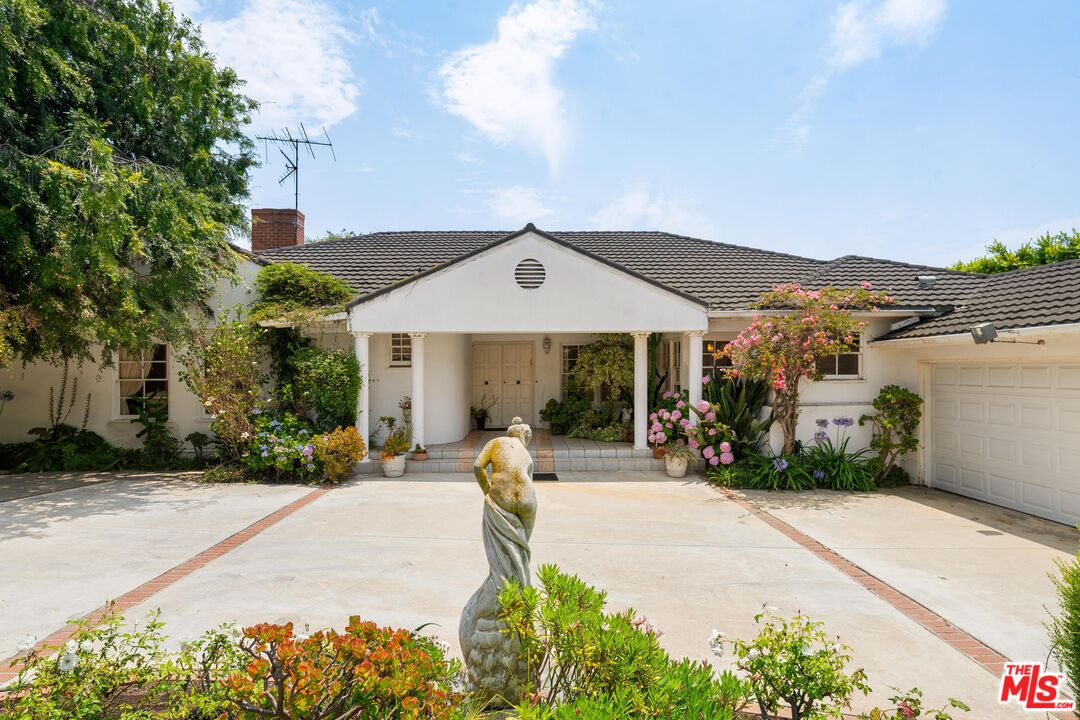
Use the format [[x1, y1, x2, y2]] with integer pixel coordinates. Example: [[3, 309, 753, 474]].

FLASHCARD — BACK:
[[724, 283, 892, 454]]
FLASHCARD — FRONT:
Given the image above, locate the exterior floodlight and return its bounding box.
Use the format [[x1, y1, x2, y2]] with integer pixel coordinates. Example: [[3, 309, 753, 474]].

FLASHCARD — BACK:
[[971, 323, 998, 344]]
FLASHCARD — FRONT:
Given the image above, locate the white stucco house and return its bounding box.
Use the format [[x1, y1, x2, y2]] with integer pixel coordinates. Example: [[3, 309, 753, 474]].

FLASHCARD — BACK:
[[3, 208, 1080, 525]]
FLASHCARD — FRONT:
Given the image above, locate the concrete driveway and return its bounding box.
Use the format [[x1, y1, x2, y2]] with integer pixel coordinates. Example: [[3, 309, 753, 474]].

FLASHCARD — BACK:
[[1, 472, 1071, 718]]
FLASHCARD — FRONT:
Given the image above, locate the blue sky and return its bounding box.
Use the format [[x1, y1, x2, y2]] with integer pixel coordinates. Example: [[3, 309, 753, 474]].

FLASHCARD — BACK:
[[176, 0, 1080, 266]]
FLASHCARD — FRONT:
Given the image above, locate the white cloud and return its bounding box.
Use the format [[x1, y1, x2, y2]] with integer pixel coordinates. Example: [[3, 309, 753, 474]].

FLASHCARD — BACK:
[[438, 0, 598, 174], [488, 186, 552, 224], [456, 151, 480, 164], [185, 0, 360, 130], [778, 0, 947, 152], [589, 184, 714, 238]]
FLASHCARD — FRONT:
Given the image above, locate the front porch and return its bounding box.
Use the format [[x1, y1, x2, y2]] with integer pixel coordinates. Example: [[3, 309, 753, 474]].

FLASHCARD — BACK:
[[354, 429, 667, 474]]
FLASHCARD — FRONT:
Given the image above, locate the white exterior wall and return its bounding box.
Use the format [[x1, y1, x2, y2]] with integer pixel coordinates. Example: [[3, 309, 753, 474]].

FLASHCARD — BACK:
[[0, 258, 262, 449]]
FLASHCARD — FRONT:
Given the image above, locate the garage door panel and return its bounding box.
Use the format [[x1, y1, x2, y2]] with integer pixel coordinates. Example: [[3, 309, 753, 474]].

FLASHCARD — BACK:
[[1060, 367, 1080, 389], [931, 361, 1078, 525], [960, 468, 986, 492], [988, 440, 1015, 462], [1020, 366, 1052, 388], [988, 474, 1017, 502], [1060, 491, 1080, 522], [1022, 483, 1053, 512], [958, 366, 985, 386], [958, 401, 983, 421], [1020, 404, 1053, 430], [988, 403, 1015, 426], [1060, 407, 1080, 434], [987, 366, 1015, 386], [959, 433, 985, 457]]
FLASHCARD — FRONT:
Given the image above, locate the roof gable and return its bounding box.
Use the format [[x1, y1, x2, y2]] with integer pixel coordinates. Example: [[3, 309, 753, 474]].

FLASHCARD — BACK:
[[345, 227, 709, 333]]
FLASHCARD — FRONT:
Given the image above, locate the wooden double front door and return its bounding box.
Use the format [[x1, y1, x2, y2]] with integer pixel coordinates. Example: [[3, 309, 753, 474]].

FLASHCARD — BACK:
[[472, 342, 535, 428]]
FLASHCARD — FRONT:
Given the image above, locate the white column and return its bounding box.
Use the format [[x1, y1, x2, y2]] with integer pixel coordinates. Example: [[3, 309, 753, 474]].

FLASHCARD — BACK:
[[409, 332, 426, 449], [352, 331, 372, 461], [687, 330, 705, 409], [632, 331, 650, 450]]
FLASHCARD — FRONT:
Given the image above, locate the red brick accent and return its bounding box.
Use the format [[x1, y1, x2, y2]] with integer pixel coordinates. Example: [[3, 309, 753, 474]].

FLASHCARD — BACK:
[[712, 486, 1075, 720], [251, 208, 304, 251], [0, 487, 328, 685]]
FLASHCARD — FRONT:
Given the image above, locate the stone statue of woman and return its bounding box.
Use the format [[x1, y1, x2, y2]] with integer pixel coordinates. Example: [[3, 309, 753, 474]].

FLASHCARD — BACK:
[[458, 417, 537, 706]]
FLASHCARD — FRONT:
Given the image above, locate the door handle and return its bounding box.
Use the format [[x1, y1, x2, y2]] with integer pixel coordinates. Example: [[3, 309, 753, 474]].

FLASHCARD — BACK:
[[516, 380, 521, 384], [484, 381, 489, 385]]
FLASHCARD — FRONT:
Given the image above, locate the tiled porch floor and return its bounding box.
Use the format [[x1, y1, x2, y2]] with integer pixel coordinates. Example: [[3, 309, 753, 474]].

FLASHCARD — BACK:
[[357, 429, 666, 474]]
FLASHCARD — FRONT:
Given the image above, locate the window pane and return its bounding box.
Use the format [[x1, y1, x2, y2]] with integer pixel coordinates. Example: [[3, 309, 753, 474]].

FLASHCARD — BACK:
[[816, 356, 837, 375], [117, 343, 168, 416], [836, 352, 860, 376]]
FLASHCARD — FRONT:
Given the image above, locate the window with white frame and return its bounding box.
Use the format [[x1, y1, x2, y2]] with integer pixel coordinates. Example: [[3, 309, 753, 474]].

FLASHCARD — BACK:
[[703, 339, 732, 376], [116, 344, 168, 417], [561, 344, 584, 399], [816, 334, 862, 378], [667, 340, 682, 393], [389, 333, 412, 367]]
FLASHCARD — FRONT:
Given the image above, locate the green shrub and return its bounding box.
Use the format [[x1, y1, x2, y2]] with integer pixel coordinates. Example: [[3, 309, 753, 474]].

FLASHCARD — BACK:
[[126, 392, 182, 466], [242, 412, 321, 481], [805, 417, 874, 492], [1048, 537, 1080, 708], [859, 385, 923, 483], [570, 334, 635, 403], [179, 312, 267, 459], [224, 619, 462, 719], [706, 459, 754, 487], [499, 564, 750, 716], [869, 459, 911, 488], [250, 262, 354, 323], [702, 372, 773, 456], [0, 609, 243, 720], [313, 425, 367, 481], [539, 396, 591, 435], [858, 688, 969, 719], [744, 453, 815, 491], [723, 608, 870, 720], [289, 346, 362, 430]]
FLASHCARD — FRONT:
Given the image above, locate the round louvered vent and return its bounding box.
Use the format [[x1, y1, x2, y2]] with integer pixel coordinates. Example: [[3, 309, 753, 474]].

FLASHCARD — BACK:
[[514, 258, 545, 289]]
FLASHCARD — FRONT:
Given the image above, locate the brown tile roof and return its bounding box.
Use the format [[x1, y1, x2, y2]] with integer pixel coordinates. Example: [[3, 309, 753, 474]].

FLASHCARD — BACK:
[[879, 258, 1080, 340], [256, 227, 1080, 339]]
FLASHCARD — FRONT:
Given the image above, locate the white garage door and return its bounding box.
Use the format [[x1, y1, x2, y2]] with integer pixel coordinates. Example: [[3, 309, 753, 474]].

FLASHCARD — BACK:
[[929, 362, 1080, 525]]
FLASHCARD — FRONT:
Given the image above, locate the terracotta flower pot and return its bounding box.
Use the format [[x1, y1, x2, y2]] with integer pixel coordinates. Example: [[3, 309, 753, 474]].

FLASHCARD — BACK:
[[381, 454, 406, 477], [412, 451, 428, 461], [664, 454, 688, 478], [652, 446, 668, 460]]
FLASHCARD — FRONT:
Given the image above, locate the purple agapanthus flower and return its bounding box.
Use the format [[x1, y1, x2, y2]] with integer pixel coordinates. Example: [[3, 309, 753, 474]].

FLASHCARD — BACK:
[[832, 416, 855, 427], [815, 418, 829, 429], [813, 430, 828, 444], [772, 457, 789, 472], [812, 469, 826, 480]]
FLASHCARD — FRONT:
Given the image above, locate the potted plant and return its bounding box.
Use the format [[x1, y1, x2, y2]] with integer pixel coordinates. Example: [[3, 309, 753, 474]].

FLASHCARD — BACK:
[[663, 441, 695, 478], [471, 392, 497, 431], [411, 443, 428, 461], [380, 427, 410, 477]]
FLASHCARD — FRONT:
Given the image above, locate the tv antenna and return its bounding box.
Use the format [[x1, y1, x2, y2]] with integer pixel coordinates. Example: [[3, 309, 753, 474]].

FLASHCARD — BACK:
[[255, 124, 336, 211]]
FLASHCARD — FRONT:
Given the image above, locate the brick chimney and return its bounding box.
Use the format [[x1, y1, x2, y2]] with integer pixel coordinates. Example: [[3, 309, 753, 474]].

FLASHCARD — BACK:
[[251, 208, 304, 252]]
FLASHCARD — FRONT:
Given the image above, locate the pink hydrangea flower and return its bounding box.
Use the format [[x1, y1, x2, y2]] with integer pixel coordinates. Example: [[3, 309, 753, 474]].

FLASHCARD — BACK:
[[647, 433, 656, 444], [689, 438, 700, 449], [676, 400, 686, 409], [651, 422, 662, 433], [679, 418, 688, 427], [662, 391, 673, 399], [696, 400, 710, 413], [720, 451, 734, 465], [709, 455, 720, 466], [702, 374, 711, 384], [719, 441, 731, 453], [708, 428, 717, 436], [704, 411, 716, 422], [702, 446, 715, 459], [649, 412, 658, 421], [671, 410, 682, 421]]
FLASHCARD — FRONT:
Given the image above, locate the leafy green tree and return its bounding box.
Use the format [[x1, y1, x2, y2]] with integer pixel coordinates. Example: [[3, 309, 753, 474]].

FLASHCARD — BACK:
[[570, 334, 635, 404], [0, 0, 257, 365], [951, 230, 1080, 273]]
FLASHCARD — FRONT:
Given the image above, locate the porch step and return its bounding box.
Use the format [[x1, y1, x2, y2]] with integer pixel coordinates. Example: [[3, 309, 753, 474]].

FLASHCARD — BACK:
[[354, 457, 669, 475]]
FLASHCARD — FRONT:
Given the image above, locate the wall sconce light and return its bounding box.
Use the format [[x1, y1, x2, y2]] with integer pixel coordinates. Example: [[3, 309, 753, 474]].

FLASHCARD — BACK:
[[542, 336, 552, 354]]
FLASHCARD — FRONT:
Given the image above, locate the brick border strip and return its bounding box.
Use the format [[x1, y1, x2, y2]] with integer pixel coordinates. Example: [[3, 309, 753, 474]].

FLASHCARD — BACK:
[[713, 486, 1075, 720], [0, 486, 330, 685]]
